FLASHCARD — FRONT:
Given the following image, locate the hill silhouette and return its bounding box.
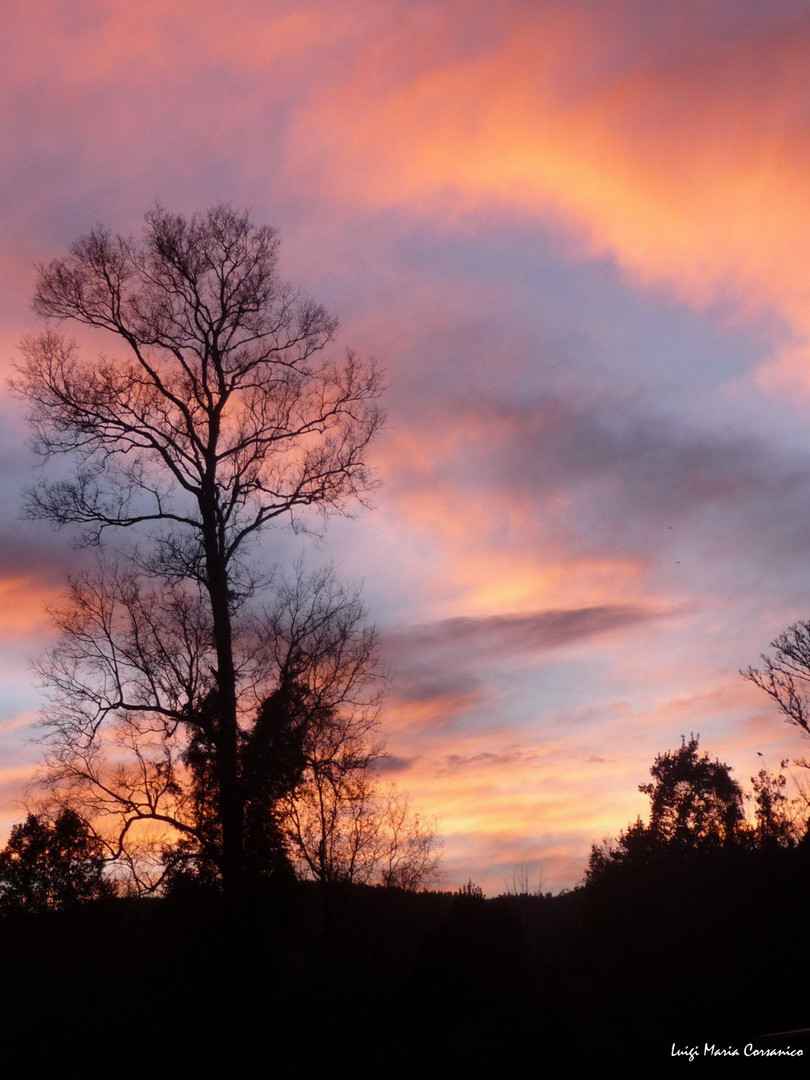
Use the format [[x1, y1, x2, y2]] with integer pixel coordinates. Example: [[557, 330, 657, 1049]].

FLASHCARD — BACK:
[[1, 854, 809, 1072]]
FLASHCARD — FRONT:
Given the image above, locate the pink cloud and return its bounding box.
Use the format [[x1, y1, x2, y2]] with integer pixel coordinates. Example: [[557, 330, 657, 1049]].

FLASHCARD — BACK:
[[284, 3, 810, 392]]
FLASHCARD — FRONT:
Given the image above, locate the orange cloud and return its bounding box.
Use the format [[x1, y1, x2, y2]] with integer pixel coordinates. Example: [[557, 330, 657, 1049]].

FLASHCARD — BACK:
[[8, 1, 809, 393], [291, 4, 810, 390]]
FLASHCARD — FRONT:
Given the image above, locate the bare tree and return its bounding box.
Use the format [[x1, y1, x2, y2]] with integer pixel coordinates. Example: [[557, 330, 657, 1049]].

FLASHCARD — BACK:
[[284, 758, 382, 885], [283, 770, 442, 891], [749, 764, 808, 848], [375, 788, 442, 891], [36, 564, 219, 890], [34, 554, 394, 893], [13, 205, 383, 901], [743, 621, 810, 739]]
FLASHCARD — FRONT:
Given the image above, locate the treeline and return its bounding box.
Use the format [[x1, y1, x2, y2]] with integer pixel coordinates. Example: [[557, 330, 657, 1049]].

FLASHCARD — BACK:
[[2, 733, 810, 1069], [2, 841, 808, 1068]]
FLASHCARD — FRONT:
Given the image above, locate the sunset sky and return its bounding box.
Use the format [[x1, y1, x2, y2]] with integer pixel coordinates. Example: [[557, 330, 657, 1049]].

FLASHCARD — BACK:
[[4, 0, 810, 892]]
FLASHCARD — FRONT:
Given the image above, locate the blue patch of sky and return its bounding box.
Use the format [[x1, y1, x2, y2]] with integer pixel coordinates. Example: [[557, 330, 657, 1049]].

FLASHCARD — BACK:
[[385, 212, 777, 409]]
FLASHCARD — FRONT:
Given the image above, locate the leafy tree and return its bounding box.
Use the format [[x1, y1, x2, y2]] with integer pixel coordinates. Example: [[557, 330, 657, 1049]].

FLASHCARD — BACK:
[[13, 205, 383, 901], [641, 734, 745, 848], [0, 809, 112, 913], [586, 818, 662, 881], [586, 735, 745, 882], [162, 675, 311, 888]]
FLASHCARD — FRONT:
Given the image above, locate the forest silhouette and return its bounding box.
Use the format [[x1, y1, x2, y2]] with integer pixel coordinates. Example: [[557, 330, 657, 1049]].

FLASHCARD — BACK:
[[2, 737, 810, 1068]]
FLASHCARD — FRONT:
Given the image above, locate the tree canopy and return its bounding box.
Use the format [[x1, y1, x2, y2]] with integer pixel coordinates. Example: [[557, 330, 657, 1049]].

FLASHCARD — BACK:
[[0, 810, 112, 913], [586, 735, 746, 882]]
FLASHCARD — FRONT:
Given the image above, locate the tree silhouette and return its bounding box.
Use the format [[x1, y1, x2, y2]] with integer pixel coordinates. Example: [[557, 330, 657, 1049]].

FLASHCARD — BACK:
[[159, 570, 440, 892], [586, 735, 745, 882], [161, 677, 310, 888], [283, 770, 441, 889], [0, 809, 112, 913], [13, 205, 383, 902], [743, 621, 810, 739], [642, 734, 744, 848], [750, 765, 795, 848], [35, 557, 391, 893]]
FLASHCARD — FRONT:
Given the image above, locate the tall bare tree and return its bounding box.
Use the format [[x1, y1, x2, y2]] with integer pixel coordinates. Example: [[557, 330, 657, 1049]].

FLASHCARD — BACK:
[[13, 205, 383, 900]]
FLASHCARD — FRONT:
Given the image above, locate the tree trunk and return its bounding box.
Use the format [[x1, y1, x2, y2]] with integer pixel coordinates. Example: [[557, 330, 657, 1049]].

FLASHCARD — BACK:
[[201, 508, 244, 907]]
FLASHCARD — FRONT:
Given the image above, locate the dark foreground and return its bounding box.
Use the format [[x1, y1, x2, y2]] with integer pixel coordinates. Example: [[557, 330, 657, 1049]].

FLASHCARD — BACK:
[[2, 851, 809, 1073]]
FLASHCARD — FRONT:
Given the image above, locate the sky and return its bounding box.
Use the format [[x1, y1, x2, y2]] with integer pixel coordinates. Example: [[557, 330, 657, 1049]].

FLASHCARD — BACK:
[[3, 0, 810, 892]]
